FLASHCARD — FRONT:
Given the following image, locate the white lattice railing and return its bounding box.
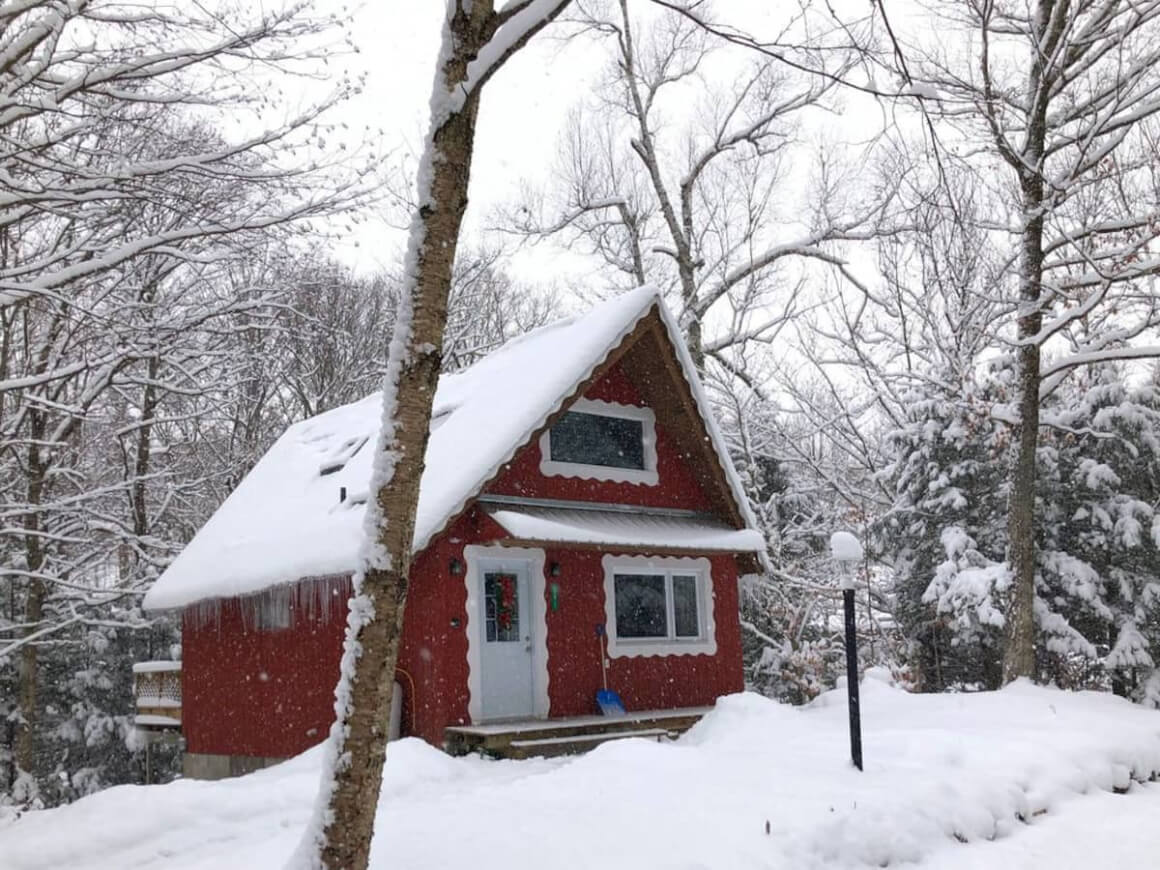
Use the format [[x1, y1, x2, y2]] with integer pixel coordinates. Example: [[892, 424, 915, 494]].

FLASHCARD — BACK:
[[133, 661, 182, 729]]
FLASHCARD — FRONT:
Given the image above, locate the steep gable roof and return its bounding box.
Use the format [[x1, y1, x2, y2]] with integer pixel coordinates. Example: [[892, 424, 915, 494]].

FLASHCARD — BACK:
[[143, 286, 761, 611]]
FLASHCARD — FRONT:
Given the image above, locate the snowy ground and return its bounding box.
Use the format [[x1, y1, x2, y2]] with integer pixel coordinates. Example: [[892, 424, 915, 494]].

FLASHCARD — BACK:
[[920, 784, 1160, 869], [3, 677, 1159, 870]]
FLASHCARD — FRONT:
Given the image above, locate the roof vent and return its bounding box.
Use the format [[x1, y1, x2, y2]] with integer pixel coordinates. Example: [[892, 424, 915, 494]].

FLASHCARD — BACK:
[[319, 435, 369, 476]]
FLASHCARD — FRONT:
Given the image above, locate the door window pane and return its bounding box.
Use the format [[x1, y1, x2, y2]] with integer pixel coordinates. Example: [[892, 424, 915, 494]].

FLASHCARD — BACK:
[[672, 575, 700, 637], [550, 411, 645, 470], [614, 574, 667, 638], [484, 573, 520, 642]]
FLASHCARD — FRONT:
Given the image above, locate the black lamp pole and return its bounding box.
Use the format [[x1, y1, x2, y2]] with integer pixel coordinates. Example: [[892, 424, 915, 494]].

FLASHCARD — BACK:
[[831, 531, 865, 772], [842, 581, 863, 771]]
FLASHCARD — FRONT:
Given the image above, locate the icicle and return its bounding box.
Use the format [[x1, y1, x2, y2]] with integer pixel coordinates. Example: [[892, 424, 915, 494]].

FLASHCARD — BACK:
[[186, 575, 355, 636], [187, 598, 224, 632]]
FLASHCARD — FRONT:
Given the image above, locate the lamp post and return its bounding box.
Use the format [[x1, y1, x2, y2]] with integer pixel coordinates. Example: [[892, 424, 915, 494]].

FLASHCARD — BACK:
[[830, 531, 864, 772]]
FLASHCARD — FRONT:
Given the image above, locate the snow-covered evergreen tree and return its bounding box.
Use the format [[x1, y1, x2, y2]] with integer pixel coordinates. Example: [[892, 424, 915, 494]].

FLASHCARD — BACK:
[[882, 361, 1160, 701], [880, 376, 1008, 691], [1036, 366, 1160, 698]]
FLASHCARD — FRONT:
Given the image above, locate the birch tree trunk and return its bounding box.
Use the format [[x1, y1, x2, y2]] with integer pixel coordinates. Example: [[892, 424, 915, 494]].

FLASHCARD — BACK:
[[296, 3, 571, 869], [311, 42, 481, 870]]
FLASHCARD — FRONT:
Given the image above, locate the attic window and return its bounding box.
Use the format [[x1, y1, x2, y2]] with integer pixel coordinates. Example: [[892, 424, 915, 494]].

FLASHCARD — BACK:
[[539, 398, 658, 486], [319, 435, 368, 477]]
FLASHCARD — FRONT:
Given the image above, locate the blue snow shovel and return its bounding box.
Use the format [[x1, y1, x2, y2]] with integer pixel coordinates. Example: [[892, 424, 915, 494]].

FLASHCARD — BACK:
[[595, 623, 627, 716]]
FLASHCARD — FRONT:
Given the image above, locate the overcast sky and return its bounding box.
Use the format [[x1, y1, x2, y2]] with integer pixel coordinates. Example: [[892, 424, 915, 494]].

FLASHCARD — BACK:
[[320, 2, 861, 290], [325, 2, 608, 282]]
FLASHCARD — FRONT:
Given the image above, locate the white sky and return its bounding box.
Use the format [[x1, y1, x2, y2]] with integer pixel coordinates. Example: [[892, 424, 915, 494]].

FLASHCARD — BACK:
[[326, 2, 609, 283], [323, 2, 864, 290]]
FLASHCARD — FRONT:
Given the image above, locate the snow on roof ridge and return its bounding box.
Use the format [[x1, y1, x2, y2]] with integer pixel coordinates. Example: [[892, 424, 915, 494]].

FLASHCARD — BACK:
[[430, 289, 652, 417]]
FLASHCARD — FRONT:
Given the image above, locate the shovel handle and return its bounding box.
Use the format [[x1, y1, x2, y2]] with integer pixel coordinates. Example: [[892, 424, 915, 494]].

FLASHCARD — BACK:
[[597, 623, 608, 690]]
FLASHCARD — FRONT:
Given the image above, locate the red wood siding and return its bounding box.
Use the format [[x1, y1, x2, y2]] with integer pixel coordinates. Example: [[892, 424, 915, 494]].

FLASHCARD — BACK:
[[486, 363, 712, 511], [181, 585, 347, 759], [541, 549, 743, 715], [401, 517, 744, 737], [182, 517, 744, 758], [405, 534, 745, 732], [181, 512, 492, 757], [394, 511, 477, 744]]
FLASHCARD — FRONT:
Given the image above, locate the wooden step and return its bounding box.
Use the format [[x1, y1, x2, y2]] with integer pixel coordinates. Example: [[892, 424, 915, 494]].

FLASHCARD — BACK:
[[506, 727, 674, 759], [444, 707, 707, 758]]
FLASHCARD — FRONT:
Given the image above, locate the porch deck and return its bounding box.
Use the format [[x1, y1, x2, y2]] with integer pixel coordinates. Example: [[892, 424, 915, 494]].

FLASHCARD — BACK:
[[444, 706, 711, 759]]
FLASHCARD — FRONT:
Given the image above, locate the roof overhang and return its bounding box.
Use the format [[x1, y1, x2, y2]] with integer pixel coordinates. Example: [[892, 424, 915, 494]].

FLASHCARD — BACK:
[[482, 504, 766, 555]]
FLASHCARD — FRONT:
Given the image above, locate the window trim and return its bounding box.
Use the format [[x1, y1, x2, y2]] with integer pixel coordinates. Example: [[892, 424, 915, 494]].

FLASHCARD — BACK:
[[540, 398, 659, 486], [602, 555, 716, 658]]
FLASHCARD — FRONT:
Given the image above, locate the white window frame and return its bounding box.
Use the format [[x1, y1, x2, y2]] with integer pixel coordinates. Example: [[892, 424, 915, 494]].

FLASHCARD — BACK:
[[540, 398, 658, 486], [602, 554, 716, 658]]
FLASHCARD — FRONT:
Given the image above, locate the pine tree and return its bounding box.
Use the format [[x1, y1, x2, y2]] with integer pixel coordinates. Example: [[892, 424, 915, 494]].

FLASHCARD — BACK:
[[1036, 366, 1160, 697], [881, 377, 1008, 691]]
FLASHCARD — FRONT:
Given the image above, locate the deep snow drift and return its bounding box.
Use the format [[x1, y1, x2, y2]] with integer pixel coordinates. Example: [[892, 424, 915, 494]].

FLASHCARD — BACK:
[[3, 678, 1160, 870]]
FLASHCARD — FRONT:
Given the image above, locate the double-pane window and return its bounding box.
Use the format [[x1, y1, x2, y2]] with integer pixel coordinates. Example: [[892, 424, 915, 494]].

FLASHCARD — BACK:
[[613, 571, 702, 641]]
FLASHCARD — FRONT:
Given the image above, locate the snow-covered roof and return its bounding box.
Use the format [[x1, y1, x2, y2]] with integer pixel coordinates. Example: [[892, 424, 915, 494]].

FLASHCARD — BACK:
[[143, 286, 760, 611], [484, 505, 766, 553]]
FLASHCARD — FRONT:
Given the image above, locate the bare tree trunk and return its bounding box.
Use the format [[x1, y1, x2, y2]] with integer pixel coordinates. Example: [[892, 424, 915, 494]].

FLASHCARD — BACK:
[[299, 3, 571, 868], [15, 581, 44, 778], [131, 358, 160, 542], [16, 417, 48, 780], [1002, 202, 1045, 681], [1001, 0, 1050, 683]]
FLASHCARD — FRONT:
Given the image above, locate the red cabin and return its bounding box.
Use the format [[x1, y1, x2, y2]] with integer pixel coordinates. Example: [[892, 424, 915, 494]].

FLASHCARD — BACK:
[[142, 288, 765, 778]]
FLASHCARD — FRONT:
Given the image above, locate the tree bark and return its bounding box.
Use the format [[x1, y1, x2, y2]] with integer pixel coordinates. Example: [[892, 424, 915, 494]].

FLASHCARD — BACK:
[[315, 70, 480, 870], [132, 357, 160, 542], [1002, 311, 1041, 683], [16, 413, 48, 782], [302, 3, 571, 868], [15, 581, 44, 779], [1000, 0, 1050, 683]]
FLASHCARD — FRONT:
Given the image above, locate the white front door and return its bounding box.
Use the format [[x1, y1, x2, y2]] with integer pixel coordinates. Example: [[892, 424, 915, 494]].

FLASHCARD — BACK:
[[478, 558, 535, 721]]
